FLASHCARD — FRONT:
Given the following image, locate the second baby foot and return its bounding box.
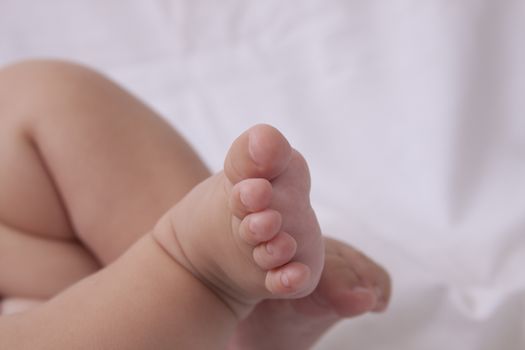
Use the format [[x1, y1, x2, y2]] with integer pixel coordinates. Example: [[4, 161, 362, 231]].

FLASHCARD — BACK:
[[153, 124, 324, 317]]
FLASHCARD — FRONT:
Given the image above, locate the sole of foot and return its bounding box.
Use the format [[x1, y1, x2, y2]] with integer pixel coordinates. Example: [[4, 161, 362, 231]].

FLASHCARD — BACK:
[[153, 124, 325, 317]]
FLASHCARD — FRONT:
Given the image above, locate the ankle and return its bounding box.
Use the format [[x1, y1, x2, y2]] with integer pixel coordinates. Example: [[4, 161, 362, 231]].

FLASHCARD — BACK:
[[151, 216, 256, 319]]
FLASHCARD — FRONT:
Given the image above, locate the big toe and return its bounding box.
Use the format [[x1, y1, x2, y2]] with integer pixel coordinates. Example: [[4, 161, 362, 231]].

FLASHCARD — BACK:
[[317, 239, 392, 316], [224, 124, 293, 184]]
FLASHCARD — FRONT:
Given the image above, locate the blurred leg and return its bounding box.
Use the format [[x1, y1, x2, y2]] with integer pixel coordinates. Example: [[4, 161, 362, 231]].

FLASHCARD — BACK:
[[0, 60, 210, 297], [0, 222, 98, 298]]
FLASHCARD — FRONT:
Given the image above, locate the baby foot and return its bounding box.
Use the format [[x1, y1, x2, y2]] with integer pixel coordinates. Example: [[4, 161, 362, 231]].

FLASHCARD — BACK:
[[229, 237, 392, 350], [153, 124, 324, 317]]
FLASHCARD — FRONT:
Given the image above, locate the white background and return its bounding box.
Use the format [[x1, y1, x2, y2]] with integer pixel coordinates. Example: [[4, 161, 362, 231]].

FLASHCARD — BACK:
[[1, 1, 524, 348]]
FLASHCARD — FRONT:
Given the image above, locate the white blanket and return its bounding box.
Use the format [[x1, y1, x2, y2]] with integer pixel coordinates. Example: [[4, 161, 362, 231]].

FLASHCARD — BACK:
[[2, 1, 524, 348]]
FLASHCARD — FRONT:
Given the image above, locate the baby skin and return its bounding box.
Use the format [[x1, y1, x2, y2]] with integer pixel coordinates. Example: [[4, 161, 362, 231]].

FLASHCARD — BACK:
[[154, 125, 325, 317], [0, 61, 390, 349], [1, 125, 389, 349], [155, 125, 391, 348]]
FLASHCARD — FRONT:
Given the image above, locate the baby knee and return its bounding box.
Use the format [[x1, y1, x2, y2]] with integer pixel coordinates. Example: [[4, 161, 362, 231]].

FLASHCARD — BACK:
[[0, 59, 101, 88], [0, 59, 115, 123]]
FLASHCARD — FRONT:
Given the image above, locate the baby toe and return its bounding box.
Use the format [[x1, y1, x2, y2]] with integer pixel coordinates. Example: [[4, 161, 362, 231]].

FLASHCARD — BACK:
[[265, 262, 312, 297], [229, 178, 272, 218], [224, 124, 293, 184], [253, 232, 297, 270], [238, 209, 282, 245]]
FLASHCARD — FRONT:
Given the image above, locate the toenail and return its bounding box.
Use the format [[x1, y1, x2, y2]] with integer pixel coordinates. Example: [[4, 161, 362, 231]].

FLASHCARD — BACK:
[[352, 287, 379, 307], [240, 189, 251, 208], [248, 219, 258, 235], [352, 286, 374, 295], [248, 132, 262, 165], [374, 286, 383, 298], [281, 271, 290, 288], [266, 242, 274, 255], [248, 216, 263, 235]]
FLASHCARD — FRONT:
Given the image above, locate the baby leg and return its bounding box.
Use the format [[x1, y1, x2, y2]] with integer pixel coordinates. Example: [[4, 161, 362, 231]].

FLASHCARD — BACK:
[[1, 121, 323, 349], [0, 60, 391, 349], [0, 60, 210, 298], [0, 60, 235, 348]]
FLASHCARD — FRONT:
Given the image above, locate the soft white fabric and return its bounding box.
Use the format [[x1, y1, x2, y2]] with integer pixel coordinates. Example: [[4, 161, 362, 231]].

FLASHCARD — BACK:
[[1, 1, 524, 348]]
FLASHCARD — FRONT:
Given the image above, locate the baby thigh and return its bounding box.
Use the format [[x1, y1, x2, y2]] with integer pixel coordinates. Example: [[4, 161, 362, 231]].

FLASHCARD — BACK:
[[0, 222, 99, 299], [0, 60, 210, 298], [0, 63, 99, 297]]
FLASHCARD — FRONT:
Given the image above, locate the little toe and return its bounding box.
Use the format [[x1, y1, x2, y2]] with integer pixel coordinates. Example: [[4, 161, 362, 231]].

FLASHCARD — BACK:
[[238, 209, 282, 245], [224, 124, 293, 184], [230, 178, 273, 218], [265, 262, 312, 297], [253, 232, 297, 270]]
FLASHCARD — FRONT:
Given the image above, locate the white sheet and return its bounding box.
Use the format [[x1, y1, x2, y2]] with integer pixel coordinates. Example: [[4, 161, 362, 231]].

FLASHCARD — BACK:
[[1, 1, 524, 348]]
